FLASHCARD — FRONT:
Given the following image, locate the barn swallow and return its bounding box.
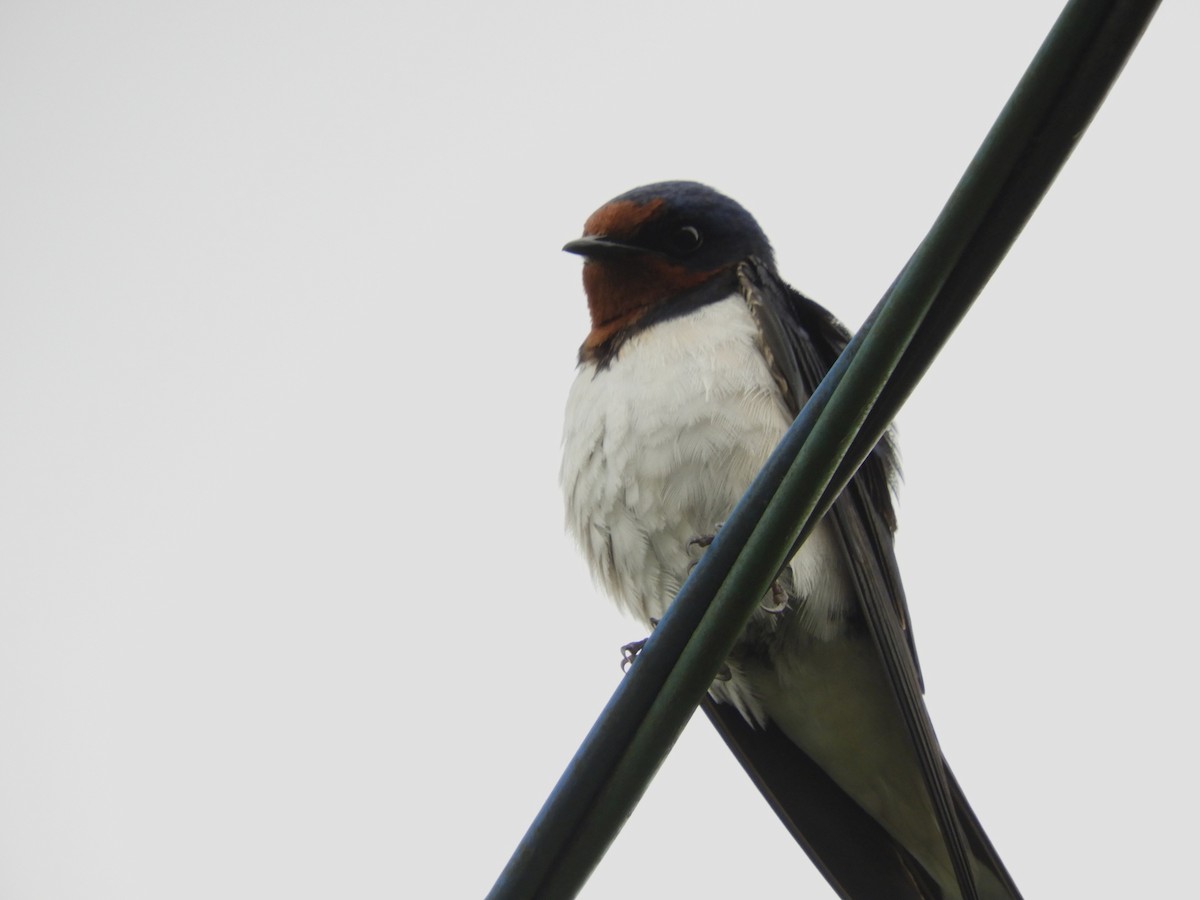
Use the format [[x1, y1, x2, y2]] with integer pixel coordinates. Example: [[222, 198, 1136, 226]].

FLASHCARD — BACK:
[[560, 181, 1022, 900]]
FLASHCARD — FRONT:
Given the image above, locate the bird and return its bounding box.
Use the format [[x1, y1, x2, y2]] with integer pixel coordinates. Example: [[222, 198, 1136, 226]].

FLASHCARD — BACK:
[[559, 180, 1022, 900]]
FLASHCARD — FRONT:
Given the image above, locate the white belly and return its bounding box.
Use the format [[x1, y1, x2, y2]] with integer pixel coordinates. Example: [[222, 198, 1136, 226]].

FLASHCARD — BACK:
[[560, 296, 851, 712]]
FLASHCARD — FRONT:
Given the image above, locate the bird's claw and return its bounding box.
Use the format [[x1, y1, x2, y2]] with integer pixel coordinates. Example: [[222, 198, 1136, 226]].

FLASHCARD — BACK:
[[620, 618, 659, 671], [761, 581, 790, 614], [687, 522, 727, 575], [687, 521, 725, 552], [620, 618, 732, 686], [620, 638, 647, 671]]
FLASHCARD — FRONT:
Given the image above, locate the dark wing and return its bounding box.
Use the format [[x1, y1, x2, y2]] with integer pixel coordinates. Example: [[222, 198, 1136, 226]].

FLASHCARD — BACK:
[[738, 259, 920, 681], [723, 258, 1021, 900], [702, 699, 942, 900]]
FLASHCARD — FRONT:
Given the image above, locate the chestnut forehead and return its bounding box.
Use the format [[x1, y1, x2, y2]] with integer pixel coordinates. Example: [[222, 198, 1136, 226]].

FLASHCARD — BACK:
[[583, 197, 665, 237]]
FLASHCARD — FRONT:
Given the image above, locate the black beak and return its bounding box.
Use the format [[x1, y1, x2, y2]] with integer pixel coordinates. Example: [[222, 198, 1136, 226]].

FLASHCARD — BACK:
[[562, 235, 650, 259]]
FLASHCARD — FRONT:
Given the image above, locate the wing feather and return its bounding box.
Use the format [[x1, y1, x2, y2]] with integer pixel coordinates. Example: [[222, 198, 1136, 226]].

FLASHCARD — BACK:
[[727, 258, 1021, 900]]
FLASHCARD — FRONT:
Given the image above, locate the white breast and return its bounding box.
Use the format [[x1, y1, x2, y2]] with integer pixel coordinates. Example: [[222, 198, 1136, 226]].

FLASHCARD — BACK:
[[560, 295, 850, 642]]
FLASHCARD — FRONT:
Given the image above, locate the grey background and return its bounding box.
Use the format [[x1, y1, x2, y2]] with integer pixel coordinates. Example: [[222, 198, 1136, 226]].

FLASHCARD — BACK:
[[2, 2, 1196, 897]]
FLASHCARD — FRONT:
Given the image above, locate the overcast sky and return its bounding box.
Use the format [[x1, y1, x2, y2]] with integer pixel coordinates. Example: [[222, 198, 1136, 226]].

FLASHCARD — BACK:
[[2, 2, 1197, 898]]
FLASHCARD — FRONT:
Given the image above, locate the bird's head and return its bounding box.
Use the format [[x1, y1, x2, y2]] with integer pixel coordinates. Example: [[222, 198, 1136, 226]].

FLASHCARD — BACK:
[[564, 181, 773, 357]]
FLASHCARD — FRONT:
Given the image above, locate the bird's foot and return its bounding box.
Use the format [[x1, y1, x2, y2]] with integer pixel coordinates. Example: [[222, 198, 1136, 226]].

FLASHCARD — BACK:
[[761, 581, 790, 614], [687, 522, 726, 575], [620, 618, 732, 683], [689, 522, 789, 615], [619, 637, 647, 671], [620, 618, 659, 671], [687, 522, 724, 553]]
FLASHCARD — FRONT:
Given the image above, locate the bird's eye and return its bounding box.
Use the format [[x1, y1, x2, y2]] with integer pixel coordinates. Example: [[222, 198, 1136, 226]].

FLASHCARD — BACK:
[[671, 225, 703, 254]]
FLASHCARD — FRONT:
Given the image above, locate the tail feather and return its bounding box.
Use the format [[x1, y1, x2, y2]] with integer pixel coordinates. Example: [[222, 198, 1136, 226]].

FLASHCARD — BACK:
[[702, 697, 1022, 900]]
